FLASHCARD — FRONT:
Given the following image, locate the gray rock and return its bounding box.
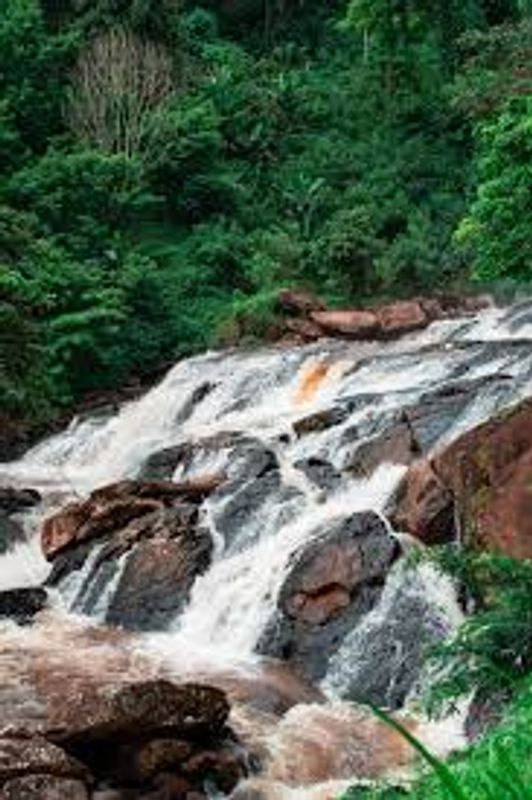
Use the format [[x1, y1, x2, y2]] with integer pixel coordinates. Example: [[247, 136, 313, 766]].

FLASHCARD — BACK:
[[294, 458, 342, 492], [257, 512, 400, 682]]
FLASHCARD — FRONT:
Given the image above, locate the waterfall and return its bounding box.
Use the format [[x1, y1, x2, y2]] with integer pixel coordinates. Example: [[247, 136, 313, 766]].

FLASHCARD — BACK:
[[1, 300, 532, 794]]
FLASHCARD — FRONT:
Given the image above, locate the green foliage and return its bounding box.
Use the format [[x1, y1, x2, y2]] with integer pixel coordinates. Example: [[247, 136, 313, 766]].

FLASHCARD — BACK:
[[0, 0, 76, 155], [420, 548, 532, 717], [7, 148, 151, 256], [341, 679, 532, 800], [1, 0, 530, 438], [456, 97, 532, 283]]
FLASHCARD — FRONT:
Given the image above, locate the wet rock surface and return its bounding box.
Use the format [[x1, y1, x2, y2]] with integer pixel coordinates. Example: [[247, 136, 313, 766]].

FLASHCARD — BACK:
[[0, 488, 41, 516], [44, 481, 217, 630], [0, 588, 48, 624], [0, 487, 41, 555], [2, 298, 532, 799], [0, 678, 244, 800], [42, 479, 220, 560], [105, 532, 212, 631], [1, 775, 90, 800], [0, 737, 90, 782], [257, 512, 400, 682], [393, 396, 532, 558], [324, 562, 460, 708], [169, 435, 305, 554], [344, 376, 509, 481], [0, 514, 25, 555]]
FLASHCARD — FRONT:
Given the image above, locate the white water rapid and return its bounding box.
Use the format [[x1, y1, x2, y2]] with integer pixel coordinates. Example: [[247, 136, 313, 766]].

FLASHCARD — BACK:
[[1, 299, 532, 797]]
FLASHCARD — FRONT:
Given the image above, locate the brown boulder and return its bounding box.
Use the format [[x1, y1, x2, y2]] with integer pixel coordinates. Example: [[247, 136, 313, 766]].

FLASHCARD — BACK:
[[375, 301, 428, 338], [42, 477, 221, 560], [390, 460, 454, 545], [434, 399, 532, 559], [392, 398, 532, 558], [50, 681, 230, 746], [310, 310, 379, 340], [134, 739, 192, 779], [41, 502, 92, 559], [44, 476, 219, 631], [1, 776, 89, 800], [0, 737, 89, 782]]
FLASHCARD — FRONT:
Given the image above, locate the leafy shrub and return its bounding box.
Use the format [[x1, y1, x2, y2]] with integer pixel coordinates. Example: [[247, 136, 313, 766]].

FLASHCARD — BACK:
[[417, 548, 532, 717], [456, 97, 532, 283]]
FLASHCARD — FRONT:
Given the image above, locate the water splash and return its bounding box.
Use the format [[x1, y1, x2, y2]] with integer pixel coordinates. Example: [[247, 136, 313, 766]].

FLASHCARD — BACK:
[[1, 300, 532, 796]]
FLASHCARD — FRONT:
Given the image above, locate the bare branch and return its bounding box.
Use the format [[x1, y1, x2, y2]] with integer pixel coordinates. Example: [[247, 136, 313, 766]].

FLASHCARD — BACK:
[[66, 27, 175, 159]]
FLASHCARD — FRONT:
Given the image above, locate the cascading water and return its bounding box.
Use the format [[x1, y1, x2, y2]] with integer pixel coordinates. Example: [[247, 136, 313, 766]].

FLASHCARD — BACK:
[[2, 299, 532, 795]]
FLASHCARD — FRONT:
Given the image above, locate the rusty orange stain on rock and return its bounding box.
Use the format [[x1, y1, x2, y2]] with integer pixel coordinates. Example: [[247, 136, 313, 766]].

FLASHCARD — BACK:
[[294, 361, 331, 405]]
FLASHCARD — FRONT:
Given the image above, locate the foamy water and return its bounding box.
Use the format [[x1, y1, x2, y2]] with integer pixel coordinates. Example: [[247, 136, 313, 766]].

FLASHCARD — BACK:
[[1, 299, 532, 796]]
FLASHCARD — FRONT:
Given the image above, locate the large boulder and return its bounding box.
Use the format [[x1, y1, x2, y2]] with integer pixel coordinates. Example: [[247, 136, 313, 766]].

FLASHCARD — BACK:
[[310, 310, 379, 340], [323, 562, 460, 708], [105, 532, 211, 630], [392, 397, 532, 558], [44, 480, 217, 630], [391, 460, 453, 545], [257, 512, 400, 681], [345, 377, 508, 482], [175, 435, 303, 554], [48, 680, 244, 797], [310, 302, 429, 341], [50, 681, 229, 746], [42, 479, 220, 560], [48, 503, 212, 630]]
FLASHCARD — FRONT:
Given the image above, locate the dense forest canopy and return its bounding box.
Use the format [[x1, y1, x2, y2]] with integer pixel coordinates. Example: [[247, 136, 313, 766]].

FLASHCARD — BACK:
[[0, 0, 531, 438]]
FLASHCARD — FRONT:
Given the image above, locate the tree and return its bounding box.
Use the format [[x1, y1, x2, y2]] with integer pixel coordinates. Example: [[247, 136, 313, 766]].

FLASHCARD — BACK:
[[456, 96, 532, 283], [66, 26, 175, 158]]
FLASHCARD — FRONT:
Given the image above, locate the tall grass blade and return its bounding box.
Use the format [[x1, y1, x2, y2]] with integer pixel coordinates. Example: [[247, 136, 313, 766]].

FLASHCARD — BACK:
[[368, 704, 470, 800]]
